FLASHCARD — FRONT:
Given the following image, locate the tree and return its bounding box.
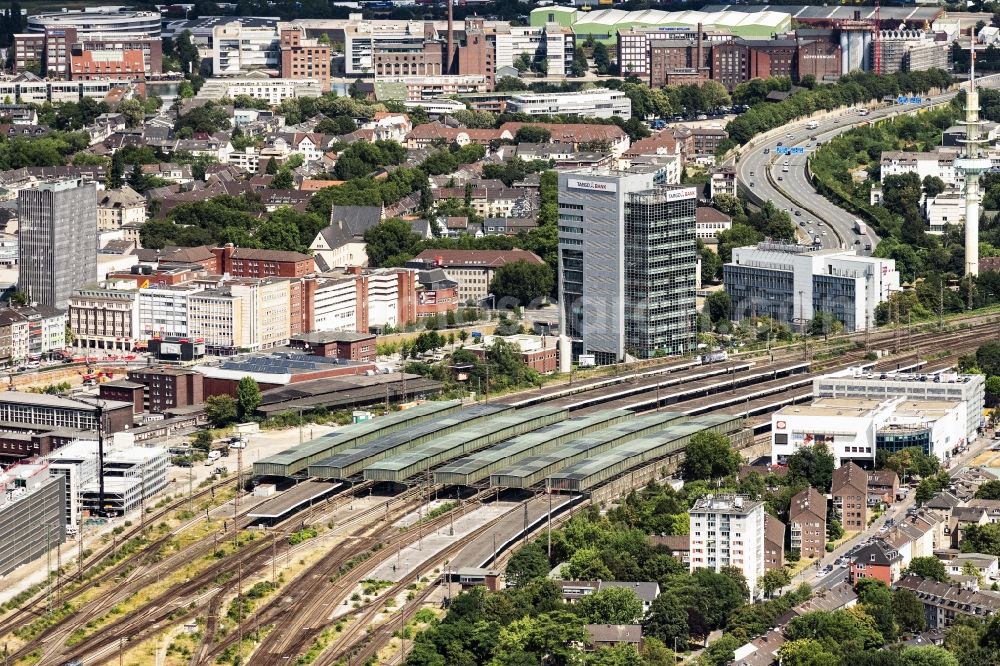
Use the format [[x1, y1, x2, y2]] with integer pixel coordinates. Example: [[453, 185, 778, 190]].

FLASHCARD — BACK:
[[786, 443, 836, 492], [894, 589, 927, 634], [489, 260, 555, 306], [923, 175, 947, 199], [900, 647, 959, 666], [856, 578, 896, 642], [915, 477, 941, 505], [236, 376, 261, 421], [759, 568, 791, 598], [565, 547, 613, 581], [960, 523, 1000, 556], [492, 611, 587, 666], [570, 49, 588, 77], [975, 480, 1000, 500], [506, 542, 550, 588], [827, 519, 844, 541], [699, 634, 741, 666], [700, 246, 722, 284], [592, 42, 611, 75], [643, 592, 689, 648], [779, 639, 840, 666], [265, 157, 278, 175], [704, 291, 731, 325], [192, 429, 214, 451], [578, 587, 644, 625], [363, 219, 422, 267], [514, 126, 552, 144], [905, 556, 949, 583], [809, 312, 844, 338], [977, 341, 1000, 377], [270, 168, 294, 189], [680, 432, 741, 481], [204, 394, 238, 428]]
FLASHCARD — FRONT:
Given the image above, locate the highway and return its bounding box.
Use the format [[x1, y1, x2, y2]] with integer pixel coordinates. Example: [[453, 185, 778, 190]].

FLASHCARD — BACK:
[[736, 75, 1000, 253]]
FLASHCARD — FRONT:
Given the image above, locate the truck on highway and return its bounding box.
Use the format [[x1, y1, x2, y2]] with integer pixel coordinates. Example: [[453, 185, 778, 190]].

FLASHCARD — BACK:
[[854, 219, 866, 235], [805, 120, 818, 130]]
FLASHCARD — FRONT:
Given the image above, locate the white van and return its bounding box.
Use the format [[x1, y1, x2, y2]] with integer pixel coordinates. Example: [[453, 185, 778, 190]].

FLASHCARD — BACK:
[[206, 450, 222, 464]]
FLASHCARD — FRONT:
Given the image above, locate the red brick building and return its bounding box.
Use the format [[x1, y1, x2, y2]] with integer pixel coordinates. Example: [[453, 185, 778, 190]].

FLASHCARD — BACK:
[[280, 26, 331, 93], [850, 540, 902, 585], [70, 49, 147, 80], [467, 334, 559, 374], [211, 244, 315, 279], [126, 367, 204, 414], [100, 379, 146, 414], [288, 331, 376, 362]]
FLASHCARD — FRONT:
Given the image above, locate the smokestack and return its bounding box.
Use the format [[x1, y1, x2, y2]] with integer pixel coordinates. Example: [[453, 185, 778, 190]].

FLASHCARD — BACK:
[[697, 22, 703, 71], [446, 0, 454, 75]]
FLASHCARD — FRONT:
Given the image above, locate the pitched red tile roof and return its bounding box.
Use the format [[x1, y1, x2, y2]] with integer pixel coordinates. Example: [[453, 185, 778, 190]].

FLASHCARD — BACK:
[[413, 249, 545, 267]]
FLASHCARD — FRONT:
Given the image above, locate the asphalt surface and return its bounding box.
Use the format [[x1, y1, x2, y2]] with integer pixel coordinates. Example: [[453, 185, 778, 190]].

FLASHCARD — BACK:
[[736, 74, 1000, 254]]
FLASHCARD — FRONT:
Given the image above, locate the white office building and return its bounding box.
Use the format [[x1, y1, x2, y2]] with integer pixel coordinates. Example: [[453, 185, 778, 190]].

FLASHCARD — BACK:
[[196, 76, 323, 104], [311, 277, 359, 333], [79, 446, 169, 516], [813, 368, 985, 444], [212, 22, 280, 75], [506, 89, 632, 120], [138, 284, 201, 339], [689, 494, 765, 597], [723, 243, 899, 332], [771, 397, 967, 467]]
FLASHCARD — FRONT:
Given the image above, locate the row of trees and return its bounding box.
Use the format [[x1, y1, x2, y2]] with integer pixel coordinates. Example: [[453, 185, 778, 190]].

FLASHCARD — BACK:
[[726, 68, 953, 146]]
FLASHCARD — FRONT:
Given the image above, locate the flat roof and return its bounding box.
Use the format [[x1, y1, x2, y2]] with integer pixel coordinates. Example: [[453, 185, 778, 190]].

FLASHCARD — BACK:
[[246, 480, 342, 519]]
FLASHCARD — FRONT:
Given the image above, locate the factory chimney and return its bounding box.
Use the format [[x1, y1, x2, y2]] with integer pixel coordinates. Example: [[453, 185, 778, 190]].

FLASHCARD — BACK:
[[696, 22, 703, 71], [446, 0, 455, 75]]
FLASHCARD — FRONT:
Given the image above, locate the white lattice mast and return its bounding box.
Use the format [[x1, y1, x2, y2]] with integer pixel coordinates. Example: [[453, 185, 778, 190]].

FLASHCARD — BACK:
[[957, 45, 989, 277]]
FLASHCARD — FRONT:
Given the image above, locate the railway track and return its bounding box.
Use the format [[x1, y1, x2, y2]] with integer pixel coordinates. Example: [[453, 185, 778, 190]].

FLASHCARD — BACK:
[[0, 475, 237, 642], [27, 481, 376, 665]]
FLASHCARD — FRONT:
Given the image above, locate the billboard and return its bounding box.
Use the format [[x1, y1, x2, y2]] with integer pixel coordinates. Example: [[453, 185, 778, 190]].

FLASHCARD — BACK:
[[665, 187, 698, 201], [159, 343, 181, 356], [567, 178, 617, 193]]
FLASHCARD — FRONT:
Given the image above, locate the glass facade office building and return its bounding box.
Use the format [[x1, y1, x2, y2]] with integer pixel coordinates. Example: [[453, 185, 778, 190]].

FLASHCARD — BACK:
[[558, 169, 697, 364]]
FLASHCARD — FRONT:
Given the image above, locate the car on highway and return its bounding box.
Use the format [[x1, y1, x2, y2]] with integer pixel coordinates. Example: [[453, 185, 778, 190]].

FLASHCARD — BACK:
[[750, 182, 754, 187], [822, 231, 828, 236], [778, 176, 783, 181], [799, 221, 805, 226], [750, 171, 754, 176], [763, 148, 770, 154], [817, 221, 824, 226], [777, 141, 783, 146], [794, 210, 801, 216], [855, 239, 861, 245]]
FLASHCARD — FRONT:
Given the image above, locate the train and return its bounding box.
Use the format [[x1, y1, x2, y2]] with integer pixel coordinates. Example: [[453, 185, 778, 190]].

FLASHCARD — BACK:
[[698, 351, 728, 364]]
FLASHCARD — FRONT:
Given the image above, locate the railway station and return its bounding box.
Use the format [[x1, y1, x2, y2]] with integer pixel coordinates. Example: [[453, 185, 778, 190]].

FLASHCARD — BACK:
[[361, 406, 568, 483], [307, 404, 514, 479], [433, 410, 633, 486], [253, 400, 463, 477], [246, 480, 343, 523]]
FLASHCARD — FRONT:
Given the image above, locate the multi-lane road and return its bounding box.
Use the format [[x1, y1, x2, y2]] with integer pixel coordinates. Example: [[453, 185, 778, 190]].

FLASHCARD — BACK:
[[736, 75, 1000, 253]]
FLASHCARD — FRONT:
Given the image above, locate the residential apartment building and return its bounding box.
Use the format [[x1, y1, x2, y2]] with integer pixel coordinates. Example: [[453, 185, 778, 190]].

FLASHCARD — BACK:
[[19, 179, 97, 310], [895, 575, 1000, 628], [689, 494, 765, 597], [833, 461, 870, 531], [279, 25, 330, 92], [880, 150, 959, 187], [493, 23, 574, 78], [410, 249, 546, 305], [505, 89, 632, 121], [724, 242, 899, 333], [196, 77, 323, 105], [557, 169, 697, 364], [97, 186, 145, 231], [187, 289, 244, 351], [763, 513, 785, 571], [850, 539, 902, 585], [68, 283, 139, 350], [789, 486, 827, 558]]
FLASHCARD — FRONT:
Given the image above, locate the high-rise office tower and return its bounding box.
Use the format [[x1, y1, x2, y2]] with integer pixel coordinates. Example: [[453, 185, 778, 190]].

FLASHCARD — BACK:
[[557, 168, 697, 364], [18, 180, 97, 309]]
